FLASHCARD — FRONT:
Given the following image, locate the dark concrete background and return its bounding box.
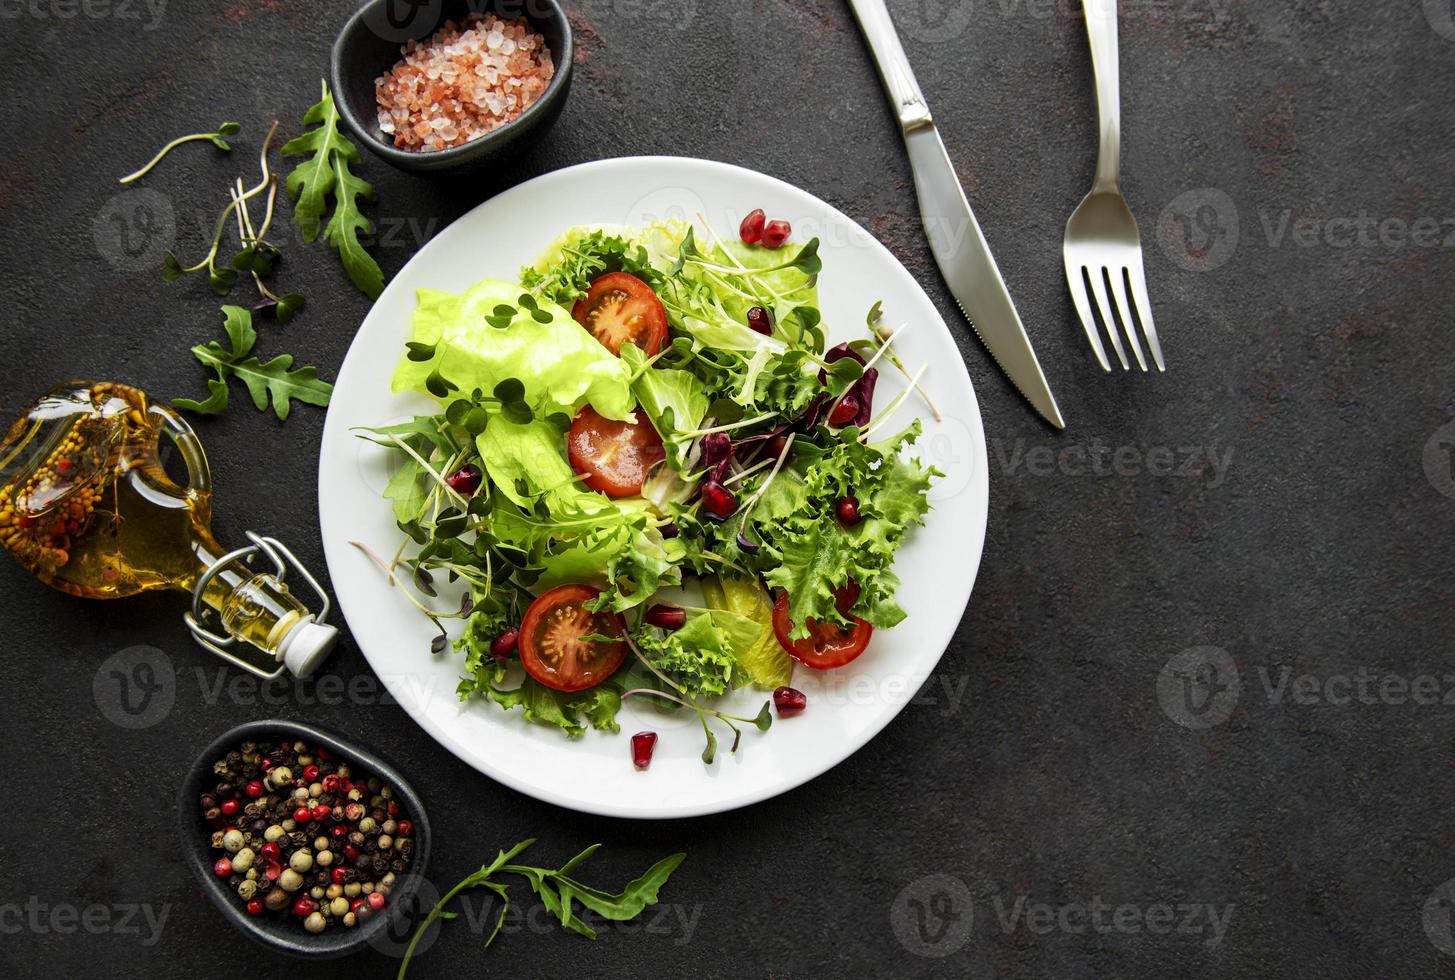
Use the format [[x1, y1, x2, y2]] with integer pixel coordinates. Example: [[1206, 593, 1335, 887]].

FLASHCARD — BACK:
[[1, 0, 1453, 976]]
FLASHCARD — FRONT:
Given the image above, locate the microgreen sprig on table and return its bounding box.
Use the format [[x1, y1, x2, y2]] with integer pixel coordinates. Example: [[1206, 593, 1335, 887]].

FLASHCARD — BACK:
[[398, 840, 686, 978], [118, 121, 241, 184]]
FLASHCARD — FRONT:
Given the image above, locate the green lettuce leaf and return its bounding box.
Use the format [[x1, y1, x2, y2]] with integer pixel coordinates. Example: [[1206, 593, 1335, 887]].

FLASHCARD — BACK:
[[392, 279, 634, 420], [634, 609, 760, 699]]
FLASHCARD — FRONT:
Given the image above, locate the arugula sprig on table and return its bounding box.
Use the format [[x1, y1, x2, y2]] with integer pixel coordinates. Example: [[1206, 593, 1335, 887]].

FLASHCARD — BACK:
[[175, 306, 333, 420], [398, 840, 686, 979], [283, 80, 385, 300]]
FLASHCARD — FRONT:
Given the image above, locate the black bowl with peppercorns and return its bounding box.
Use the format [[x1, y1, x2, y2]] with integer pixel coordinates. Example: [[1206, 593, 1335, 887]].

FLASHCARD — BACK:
[[179, 720, 432, 958]]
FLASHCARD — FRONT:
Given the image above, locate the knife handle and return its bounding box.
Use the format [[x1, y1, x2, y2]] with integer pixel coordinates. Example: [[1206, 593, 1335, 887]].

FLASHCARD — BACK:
[[847, 0, 934, 133]]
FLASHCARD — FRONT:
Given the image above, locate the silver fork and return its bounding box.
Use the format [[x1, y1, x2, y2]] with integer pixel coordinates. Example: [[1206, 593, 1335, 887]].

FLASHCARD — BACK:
[[1062, 0, 1165, 372]]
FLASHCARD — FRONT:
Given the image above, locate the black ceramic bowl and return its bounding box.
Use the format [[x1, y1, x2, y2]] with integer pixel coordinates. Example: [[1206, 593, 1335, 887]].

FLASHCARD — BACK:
[[331, 0, 574, 175], [178, 720, 432, 959]]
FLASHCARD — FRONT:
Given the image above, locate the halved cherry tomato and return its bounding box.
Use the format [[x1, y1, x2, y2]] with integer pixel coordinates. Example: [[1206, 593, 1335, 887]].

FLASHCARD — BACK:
[[519, 584, 628, 693], [572, 272, 668, 356], [772, 583, 873, 670], [567, 406, 665, 498]]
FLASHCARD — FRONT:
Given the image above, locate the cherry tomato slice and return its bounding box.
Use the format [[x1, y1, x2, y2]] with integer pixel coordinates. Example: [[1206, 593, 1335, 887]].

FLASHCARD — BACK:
[[519, 584, 628, 693], [567, 406, 665, 498], [572, 272, 669, 356], [772, 583, 873, 671]]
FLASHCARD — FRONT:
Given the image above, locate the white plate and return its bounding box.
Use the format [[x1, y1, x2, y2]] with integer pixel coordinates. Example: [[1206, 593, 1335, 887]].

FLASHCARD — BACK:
[[317, 156, 989, 818]]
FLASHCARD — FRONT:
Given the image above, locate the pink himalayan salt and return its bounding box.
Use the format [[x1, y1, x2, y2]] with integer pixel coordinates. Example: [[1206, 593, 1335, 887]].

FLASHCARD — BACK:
[[375, 14, 554, 153]]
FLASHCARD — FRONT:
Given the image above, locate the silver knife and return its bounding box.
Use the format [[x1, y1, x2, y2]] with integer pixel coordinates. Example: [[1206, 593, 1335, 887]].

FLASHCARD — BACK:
[[847, 0, 1066, 430]]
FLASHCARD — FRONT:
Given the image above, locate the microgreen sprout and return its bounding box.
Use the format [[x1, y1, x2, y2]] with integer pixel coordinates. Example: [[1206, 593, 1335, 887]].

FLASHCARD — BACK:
[[118, 122, 241, 184]]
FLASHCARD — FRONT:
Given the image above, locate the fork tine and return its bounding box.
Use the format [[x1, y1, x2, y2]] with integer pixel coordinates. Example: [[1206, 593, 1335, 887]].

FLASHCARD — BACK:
[[1107, 267, 1147, 371], [1085, 266, 1129, 370], [1126, 263, 1165, 371], [1065, 262, 1111, 372]]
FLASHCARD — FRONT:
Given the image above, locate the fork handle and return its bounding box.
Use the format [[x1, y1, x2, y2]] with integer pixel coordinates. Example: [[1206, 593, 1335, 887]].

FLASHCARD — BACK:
[[1085, 0, 1122, 191]]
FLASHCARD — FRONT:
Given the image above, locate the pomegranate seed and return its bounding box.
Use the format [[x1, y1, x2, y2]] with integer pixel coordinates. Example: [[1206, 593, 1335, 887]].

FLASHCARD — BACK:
[[836, 497, 862, 525], [774, 686, 807, 716], [368, 892, 386, 911], [632, 731, 658, 770], [828, 395, 860, 427], [219, 798, 239, 816], [293, 897, 316, 917], [700, 480, 737, 521], [445, 464, 482, 496], [293, 806, 312, 824], [213, 858, 233, 878], [246, 899, 264, 916], [397, 820, 414, 837], [739, 208, 766, 245], [645, 605, 687, 631], [760, 219, 792, 249], [244, 780, 264, 798], [491, 628, 519, 661], [747, 306, 773, 335]]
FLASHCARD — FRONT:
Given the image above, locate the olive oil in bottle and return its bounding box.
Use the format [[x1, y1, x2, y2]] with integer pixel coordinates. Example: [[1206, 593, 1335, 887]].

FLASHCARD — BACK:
[[0, 382, 336, 678]]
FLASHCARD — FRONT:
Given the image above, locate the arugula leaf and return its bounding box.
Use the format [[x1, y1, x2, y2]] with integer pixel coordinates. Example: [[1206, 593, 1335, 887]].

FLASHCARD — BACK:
[[282, 80, 385, 299], [398, 840, 686, 979], [176, 305, 333, 420]]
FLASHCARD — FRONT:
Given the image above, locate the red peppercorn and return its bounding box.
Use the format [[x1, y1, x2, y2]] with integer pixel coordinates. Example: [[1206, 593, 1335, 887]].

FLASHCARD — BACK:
[[322, 775, 339, 793], [645, 604, 687, 631], [700, 480, 737, 521], [828, 394, 860, 428], [491, 628, 520, 661], [265, 860, 282, 882], [331, 825, 349, 839], [397, 820, 413, 838], [631, 731, 658, 771], [739, 208, 766, 245], [316, 748, 333, 761], [213, 858, 233, 878], [332, 868, 347, 884], [350, 898, 367, 914], [259, 842, 280, 861], [244, 780, 264, 798], [774, 686, 808, 717], [259, 757, 273, 771], [246, 899, 264, 916], [386, 800, 401, 817], [836, 496, 862, 526], [368, 892, 386, 911], [303, 764, 320, 783], [445, 464, 482, 496], [760, 219, 792, 249], [344, 845, 360, 860], [312, 805, 331, 821], [293, 897, 316, 917], [747, 306, 773, 335], [293, 806, 312, 824], [219, 798, 239, 816]]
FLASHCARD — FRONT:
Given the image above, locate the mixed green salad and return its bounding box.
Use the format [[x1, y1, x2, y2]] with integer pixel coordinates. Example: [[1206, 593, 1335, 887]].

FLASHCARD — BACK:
[[356, 214, 939, 765]]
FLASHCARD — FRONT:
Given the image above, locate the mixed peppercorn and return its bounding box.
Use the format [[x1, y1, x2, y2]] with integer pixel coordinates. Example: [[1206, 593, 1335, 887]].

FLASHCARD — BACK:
[[199, 737, 415, 934]]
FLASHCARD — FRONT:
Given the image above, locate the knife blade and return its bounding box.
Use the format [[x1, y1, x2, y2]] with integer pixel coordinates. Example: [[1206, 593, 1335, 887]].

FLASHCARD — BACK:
[[847, 0, 1066, 430]]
